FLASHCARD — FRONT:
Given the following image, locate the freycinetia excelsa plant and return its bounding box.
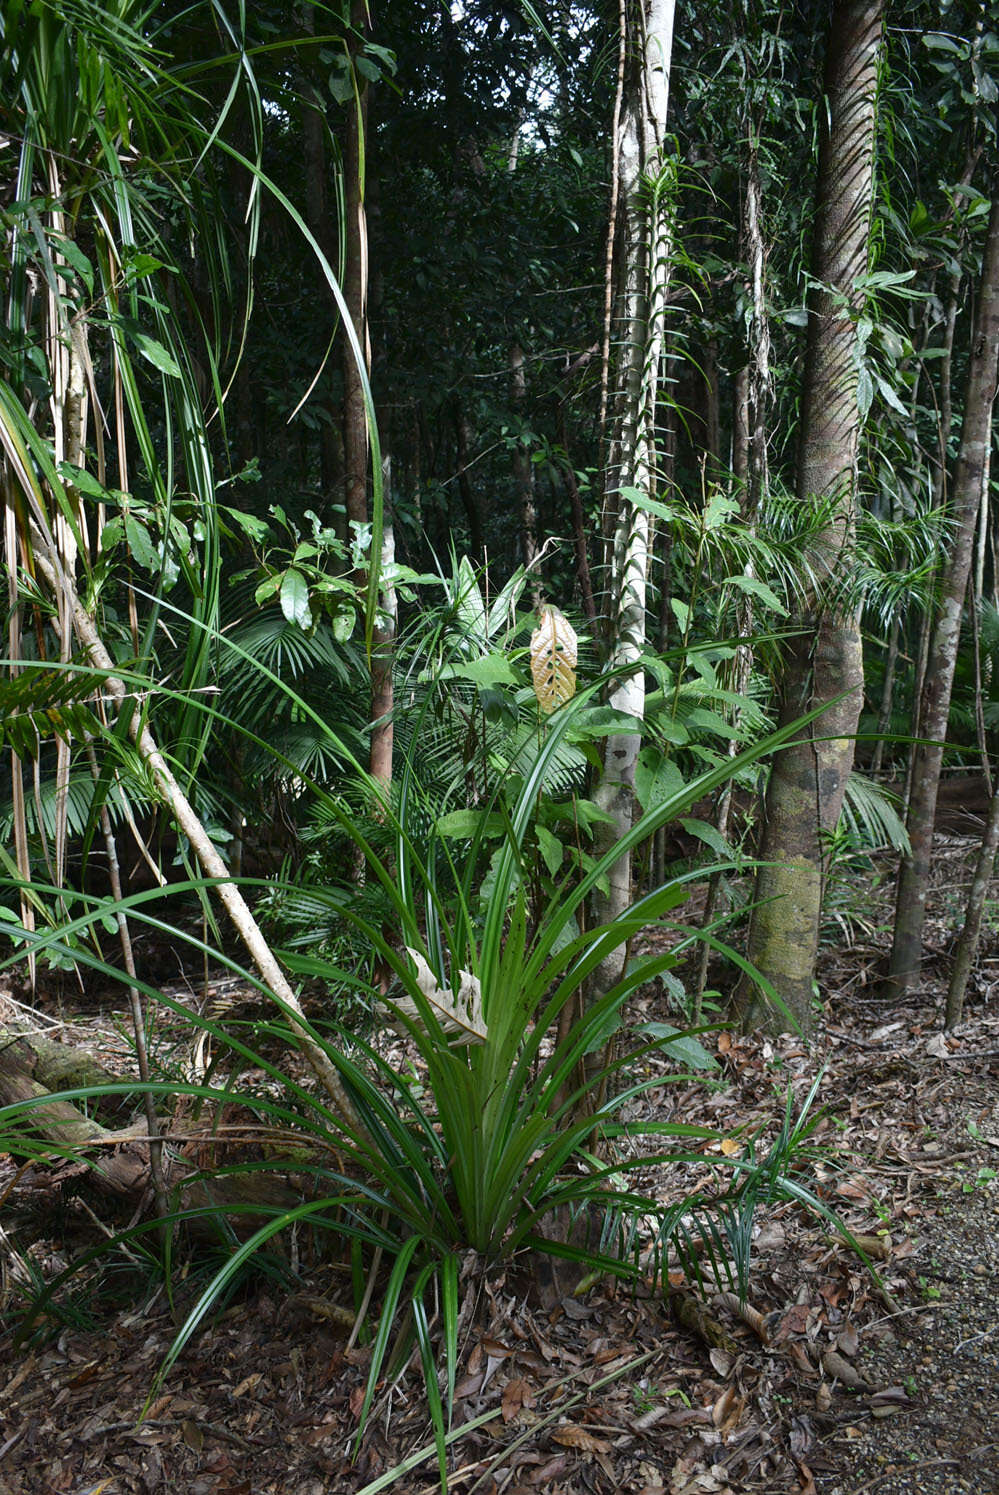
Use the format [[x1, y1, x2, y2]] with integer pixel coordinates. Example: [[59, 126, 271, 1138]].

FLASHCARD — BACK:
[[0, 597, 850, 1491]]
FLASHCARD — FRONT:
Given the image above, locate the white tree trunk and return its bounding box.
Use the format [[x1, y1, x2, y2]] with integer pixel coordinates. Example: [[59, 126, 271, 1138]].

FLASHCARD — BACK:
[[593, 0, 675, 956]]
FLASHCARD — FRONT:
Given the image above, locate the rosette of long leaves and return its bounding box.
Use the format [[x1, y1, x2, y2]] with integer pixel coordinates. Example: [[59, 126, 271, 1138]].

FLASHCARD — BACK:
[[0, 600, 851, 1494], [120, 655, 837, 1487]]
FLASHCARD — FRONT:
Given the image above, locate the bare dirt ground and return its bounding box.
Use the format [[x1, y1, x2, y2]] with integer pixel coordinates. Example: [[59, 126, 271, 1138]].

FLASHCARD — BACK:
[[1, 838, 998, 1495]]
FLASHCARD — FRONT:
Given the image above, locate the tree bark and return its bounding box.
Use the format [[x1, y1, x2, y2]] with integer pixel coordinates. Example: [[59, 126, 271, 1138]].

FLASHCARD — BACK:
[[369, 453, 396, 791], [510, 340, 541, 605], [945, 777, 999, 1028], [342, 0, 370, 540], [736, 0, 883, 1035], [557, 404, 597, 626], [889, 179, 999, 997], [590, 0, 675, 999]]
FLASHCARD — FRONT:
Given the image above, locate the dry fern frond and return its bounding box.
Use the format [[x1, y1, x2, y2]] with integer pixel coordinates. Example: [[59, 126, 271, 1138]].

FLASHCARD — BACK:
[[387, 950, 487, 1045], [530, 606, 578, 714]]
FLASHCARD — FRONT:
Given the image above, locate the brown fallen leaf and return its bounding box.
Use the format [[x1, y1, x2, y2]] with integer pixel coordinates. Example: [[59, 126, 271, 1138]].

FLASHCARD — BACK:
[[836, 1323, 860, 1358], [869, 1385, 913, 1407], [232, 1372, 262, 1398], [481, 1336, 512, 1358], [794, 1459, 818, 1495], [711, 1385, 745, 1435], [787, 1342, 815, 1376], [502, 1377, 534, 1422], [552, 1424, 611, 1453], [821, 1348, 868, 1389], [181, 1418, 203, 1452]]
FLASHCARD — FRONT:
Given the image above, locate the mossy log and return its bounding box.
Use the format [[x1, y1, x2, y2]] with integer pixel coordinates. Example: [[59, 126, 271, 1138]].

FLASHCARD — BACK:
[[0, 1027, 122, 1092], [0, 1026, 300, 1227]]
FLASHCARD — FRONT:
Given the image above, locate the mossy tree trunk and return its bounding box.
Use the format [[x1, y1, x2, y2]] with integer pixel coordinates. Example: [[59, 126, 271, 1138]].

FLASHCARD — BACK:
[[735, 0, 883, 1035]]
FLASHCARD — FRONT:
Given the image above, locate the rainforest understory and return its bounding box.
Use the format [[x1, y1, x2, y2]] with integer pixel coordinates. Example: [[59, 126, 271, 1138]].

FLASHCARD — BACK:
[[1, 833, 997, 1495]]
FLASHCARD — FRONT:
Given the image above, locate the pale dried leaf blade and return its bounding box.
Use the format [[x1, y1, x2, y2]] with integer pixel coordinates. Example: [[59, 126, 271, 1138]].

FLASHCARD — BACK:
[[530, 606, 578, 714], [388, 950, 487, 1044], [552, 1424, 611, 1452]]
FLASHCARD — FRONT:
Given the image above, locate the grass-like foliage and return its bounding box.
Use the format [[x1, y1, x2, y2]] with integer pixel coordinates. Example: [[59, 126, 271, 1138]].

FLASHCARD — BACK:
[[0, 649, 845, 1491]]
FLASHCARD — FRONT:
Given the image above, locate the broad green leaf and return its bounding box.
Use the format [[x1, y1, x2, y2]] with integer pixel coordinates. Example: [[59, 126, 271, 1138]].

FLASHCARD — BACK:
[[671, 597, 690, 632], [534, 824, 563, 876], [619, 485, 678, 522], [704, 492, 739, 530], [438, 654, 518, 687], [679, 817, 732, 858], [572, 705, 642, 738], [435, 809, 504, 840], [720, 573, 788, 617], [280, 568, 312, 629], [133, 332, 182, 378], [781, 306, 808, 326], [254, 574, 282, 606], [636, 1022, 718, 1071], [124, 517, 160, 573], [54, 235, 94, 293], [453, 554, 487, 640], [686, 707, 740, 740], [874, 372, 909, 416], [222, 507, 271, 542], [635, 747, 685, 812], [57, 463, 107, 499], [921, 31, 967, 55]]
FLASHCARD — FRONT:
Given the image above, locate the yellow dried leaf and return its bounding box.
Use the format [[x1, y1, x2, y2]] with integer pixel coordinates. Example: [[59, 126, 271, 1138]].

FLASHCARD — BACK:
[[552, 1424, 611, 1453], [530, 605, 577, 714]]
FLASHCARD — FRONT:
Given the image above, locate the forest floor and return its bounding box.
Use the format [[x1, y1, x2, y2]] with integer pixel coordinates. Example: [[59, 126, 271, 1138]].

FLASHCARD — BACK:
[[1, 835, 998, 1495]]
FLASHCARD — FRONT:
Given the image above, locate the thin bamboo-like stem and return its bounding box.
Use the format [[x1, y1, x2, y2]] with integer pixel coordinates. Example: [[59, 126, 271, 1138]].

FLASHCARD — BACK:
[[85, 742, 170, 1224], [31, 542, 364, 1135]]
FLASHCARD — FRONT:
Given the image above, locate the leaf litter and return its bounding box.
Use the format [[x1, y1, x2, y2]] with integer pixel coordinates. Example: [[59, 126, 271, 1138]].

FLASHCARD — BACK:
[[1, 841, 999, 1493]]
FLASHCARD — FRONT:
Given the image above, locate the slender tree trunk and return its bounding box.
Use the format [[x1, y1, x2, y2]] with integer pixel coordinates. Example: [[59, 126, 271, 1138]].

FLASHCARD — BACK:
[[889, 180, 999, 997], [29, 545, 364, 1134], [369, 453, 396, 790], [695, 127, 772, 1012], [870, 614, 900, 776], [454, 402, 485, 560], [945, 775, 999, 1028], [973, 438, 993, 794], [590, 0, 675, 990], [736, 0, 883, 1035], [904, 264, 963, 805], [342, 2, 370, 540], [301, 23, 344, 538], [557, 404, 597, 626], [341, 5, 395, 794], [510, 340, 541, 603]]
